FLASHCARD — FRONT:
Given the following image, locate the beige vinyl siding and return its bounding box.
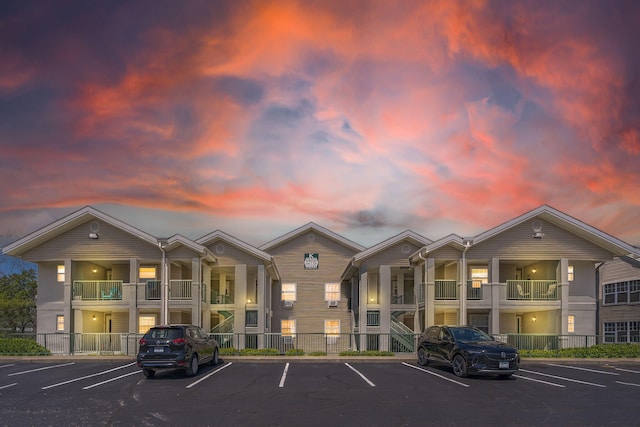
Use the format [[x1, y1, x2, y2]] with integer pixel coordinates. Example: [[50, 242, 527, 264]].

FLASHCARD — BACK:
[[270, 231, 357, 333], [429, 245, 462, 261], [38, 262, 65, 303], [20, 219, 161, 262], [600, 258, 639, 283], [110, 312, 129, 333], [205, 240, 264, 265], [363, 242, 422, 268], [469, 219, 614, 261]]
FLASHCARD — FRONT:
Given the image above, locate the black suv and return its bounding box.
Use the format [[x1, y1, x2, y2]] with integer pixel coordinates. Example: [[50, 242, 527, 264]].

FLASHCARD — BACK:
[[136, 325, 219, 378], [417, 325, 519, 378]]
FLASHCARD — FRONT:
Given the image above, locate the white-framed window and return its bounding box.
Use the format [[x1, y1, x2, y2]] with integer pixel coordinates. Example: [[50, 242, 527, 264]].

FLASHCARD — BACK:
[[568, 265, 574, 282], [281, 283, 297, 301], [281, 319, 296, 336], [604, 321, 640, 343], [471, 268, 488, 288], [140, 267, 157, 280], [138, 315, 157, 334], [57, 265, 65, 283], [469, 314, 489, 333], [324, 320, 340, 336], [604, 280, 640, 305], [325, 283, 340, 301], [56, 315, 65, 332], [567, 315, 575, 333]]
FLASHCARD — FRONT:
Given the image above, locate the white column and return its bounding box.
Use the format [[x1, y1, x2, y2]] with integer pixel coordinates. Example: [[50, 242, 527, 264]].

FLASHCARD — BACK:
[[458, 257, 467, 326], [257, 265, 266, 348], [129, 258, 139, 333], [425, 258, 436, 328], [379, 265, 391, 351], [489, 257, 500, 334], [359, 271, 368, 350], [235, 265, 247, 349]]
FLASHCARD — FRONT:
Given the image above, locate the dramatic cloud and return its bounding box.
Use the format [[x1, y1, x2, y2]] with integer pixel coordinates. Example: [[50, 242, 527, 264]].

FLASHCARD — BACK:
[[0, 0, 639, 247]]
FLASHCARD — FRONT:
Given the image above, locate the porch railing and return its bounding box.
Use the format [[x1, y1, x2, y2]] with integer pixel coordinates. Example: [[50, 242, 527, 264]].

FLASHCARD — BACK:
[[146, 280, 161, 300], [72, 281, 123, 301], [211, 290, 234, 304], [435, 280, 457, 300], [169, 280, 192, 300], [507, 280, 558, 300]]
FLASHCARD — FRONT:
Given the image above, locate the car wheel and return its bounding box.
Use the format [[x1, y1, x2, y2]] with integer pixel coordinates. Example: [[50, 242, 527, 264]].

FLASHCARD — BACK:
[[142, 369, 155, 379], [210, 348, 219, 366], [452, 354, 469, 378], [417, 347, 429, 366], [186, 354, 199, 376]]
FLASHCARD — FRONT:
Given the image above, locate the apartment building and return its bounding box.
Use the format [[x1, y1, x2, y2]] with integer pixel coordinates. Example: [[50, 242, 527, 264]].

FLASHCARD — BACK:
[[3, 205, 638, 351], [599, 256, 640, 342]]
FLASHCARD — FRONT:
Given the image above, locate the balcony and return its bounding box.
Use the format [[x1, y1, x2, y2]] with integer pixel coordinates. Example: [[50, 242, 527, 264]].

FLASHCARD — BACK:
[[435, 280, 457, 300], [73, 281, 123, 301], [143, 280, 193, 301], [507, 280, 558, 300]]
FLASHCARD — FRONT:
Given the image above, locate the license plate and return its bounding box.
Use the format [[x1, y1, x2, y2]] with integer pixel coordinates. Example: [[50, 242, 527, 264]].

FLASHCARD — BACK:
[[153, 347, 165, 353], [499, 361, 509, 369]]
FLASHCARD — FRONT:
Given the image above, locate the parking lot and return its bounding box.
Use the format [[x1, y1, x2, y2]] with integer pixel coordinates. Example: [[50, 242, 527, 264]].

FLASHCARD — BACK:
[[1, 358, 639, 426]]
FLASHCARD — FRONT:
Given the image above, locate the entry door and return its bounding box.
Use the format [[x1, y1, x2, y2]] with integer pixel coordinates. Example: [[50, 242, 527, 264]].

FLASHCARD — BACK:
[[516, 315, 522, 334], [105, 314, 112, 333]]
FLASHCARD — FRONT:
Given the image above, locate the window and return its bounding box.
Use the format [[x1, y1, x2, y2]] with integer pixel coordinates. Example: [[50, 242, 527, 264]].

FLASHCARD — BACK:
[[568, 265, 574, 282], [57, 265, 65, 283], [469, 314, 489, 333], [325, 283, 340, 301], [56, 315, 64, 332], [281, 319, 296, 336], [140, 267, 157, 280], [605, 321, 640, 343], [138, 315, 156, 334], [604, 280, 640, 305], [567, 315, 575, 333], [325, 320, 340, 344], [281, 283, 296, 301], [471, 268, 488, 288]]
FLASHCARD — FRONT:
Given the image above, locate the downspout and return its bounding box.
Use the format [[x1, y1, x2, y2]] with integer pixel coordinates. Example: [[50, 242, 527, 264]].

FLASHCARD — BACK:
[[461, 241, 471, 326], [158, 240, 168, 326], [595, 261, 603, 338]]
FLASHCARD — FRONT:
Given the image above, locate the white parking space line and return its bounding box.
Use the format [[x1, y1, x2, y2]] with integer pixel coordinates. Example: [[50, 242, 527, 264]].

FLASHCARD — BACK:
[[546, 363, 619, 375], [519, 369, 606, 388], [186, 362, 233, 389], [402, 363, 470, 388], [82, 370, 141, 390], [513, 374, 565, 388], [345, 363, 376, 387], [616, 381, 640, 387], [8, 362, 75, 376], [614, 367, 640, 374], [42, 362, 137, 389], [278, 363, 289, 388], [0, 383, 18, 390], [0, 364, 15, 369]]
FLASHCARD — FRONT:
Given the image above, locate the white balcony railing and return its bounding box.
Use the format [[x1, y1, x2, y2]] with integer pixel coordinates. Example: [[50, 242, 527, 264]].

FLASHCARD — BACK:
[[507, 280, 558, 300], [73, 281, 123, 301]]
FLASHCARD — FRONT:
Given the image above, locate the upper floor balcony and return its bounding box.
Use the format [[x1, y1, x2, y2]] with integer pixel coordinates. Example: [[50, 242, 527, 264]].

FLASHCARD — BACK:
[[73, 280, 123, 301], [417, 279, 559, 303]]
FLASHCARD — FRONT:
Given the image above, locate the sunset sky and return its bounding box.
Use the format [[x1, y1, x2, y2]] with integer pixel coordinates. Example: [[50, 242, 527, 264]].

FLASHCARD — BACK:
[[1, 0, 639, 248]]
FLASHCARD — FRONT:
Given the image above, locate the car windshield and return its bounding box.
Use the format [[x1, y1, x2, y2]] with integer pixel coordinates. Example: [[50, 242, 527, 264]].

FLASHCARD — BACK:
[[145, 328, 183, 340], [450, 328, 492, 342]]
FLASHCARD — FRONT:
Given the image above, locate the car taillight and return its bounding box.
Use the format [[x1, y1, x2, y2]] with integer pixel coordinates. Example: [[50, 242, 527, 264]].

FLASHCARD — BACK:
[[172, 337, 186, 345], [139, 338, 146, 346]]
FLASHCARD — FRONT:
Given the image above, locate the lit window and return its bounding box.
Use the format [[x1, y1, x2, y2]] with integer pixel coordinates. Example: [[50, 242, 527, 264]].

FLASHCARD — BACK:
[[568, 315, 575, 333], [56, 315, 64, 332], [281, 319, 296, 336], [138, 315, 156, 334], [325, 283, 340, 301], [324, 320, 340, 336], [471, 268, 488, 288], [57, 265, 65, 283], [281, 283, 297, 301], [140, 267, 157, 280], [568, 265, 574, 282]]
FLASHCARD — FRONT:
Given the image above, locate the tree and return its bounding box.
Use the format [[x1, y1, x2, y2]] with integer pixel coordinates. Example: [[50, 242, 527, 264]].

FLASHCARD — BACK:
[[0, 269, 37, 333]]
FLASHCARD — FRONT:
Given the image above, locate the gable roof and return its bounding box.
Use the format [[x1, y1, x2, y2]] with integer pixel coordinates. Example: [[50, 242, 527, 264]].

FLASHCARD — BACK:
[[258, 222, 366, 252], [163, 234, 217, 262], [2, 206, 159, 256], [471, 204, 639, 256], [197, 230, 273, 263], [354, 230, 431, 262]]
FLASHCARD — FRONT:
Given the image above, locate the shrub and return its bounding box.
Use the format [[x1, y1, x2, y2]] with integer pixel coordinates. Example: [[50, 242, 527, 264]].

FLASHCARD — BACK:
[[521, 344, 640, 358], [219, 347, 237, 356], [238, 348, 280, 356], [338, 350, 395, 357], [307, 352, 327, 356], [0, 338, 51, 355], [285, 348, 305, 356]]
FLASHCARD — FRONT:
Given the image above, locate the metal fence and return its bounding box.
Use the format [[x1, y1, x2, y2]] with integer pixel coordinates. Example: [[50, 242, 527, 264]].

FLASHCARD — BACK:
[[2, 332, 625, 356]]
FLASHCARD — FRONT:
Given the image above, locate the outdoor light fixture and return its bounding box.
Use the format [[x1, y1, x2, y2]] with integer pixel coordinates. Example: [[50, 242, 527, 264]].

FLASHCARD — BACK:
[[532, 268, 537, 274], [92, 268, 98, 274], [532, 316, 537, 322], [89, 233, 99, 239], [92, 315, 96, 321], [247, 299, 252, 304]]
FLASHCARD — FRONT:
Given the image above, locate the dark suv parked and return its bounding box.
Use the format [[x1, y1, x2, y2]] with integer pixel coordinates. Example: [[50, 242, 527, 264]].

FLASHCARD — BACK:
[[417, 325, 519, 378], [137, 325, 219, 378]]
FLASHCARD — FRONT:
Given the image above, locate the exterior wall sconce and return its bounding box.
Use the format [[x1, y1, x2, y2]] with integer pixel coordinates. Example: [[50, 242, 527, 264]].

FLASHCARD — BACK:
[[92, 315, 96, 321], [532, 268, 537, 275], [247, 299, 252, 304], [89, 233, 99, 239], [92, 268, 98, 274], [532, 316, 537, 322]]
